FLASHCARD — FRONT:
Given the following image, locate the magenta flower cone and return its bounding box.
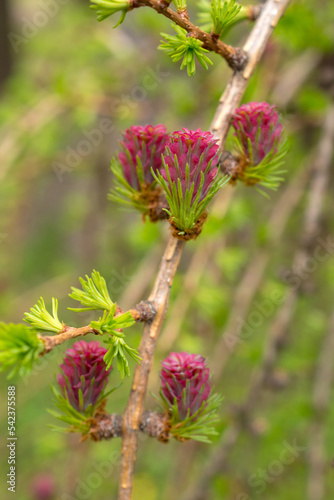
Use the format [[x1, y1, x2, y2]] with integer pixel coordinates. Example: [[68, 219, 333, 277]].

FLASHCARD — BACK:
[[57, 341, 112, 412], [231, 102, 283, 165], [118, 124, 170, 189], [161, 128, 220, 201], [161, 352, 211, 420]]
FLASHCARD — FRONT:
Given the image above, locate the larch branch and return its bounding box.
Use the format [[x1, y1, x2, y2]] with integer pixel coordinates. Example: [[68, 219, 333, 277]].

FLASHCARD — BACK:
[[118, 2, 291, 499]]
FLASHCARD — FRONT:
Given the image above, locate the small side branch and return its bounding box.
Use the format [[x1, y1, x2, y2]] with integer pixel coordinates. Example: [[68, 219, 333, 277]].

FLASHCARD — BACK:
[[41, 302, 155, 353], [134, 0, 247, 70], [41, 325, 98, 352]]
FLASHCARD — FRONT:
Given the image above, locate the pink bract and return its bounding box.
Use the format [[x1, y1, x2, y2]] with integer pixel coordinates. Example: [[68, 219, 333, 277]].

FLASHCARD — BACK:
[[57, 341, 112, 412], [231, 102, 283, 165], [161, 128, 220, 202], [118, 124, 170, 189], [161, 351, 211, 420]]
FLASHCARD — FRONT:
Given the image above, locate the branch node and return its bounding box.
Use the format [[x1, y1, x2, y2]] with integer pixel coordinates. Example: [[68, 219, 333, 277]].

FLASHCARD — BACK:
[[140, 410, 171, 442], [90, 413, 123, 441], [227, 47, 248, 71], [132, 301, 156, 322]]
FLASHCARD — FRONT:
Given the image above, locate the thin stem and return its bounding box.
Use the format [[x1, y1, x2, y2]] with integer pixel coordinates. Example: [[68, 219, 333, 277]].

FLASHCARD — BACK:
[[41, 325, 97, 352], [41, 302, 154, 353], [119, 235, 185, 500]]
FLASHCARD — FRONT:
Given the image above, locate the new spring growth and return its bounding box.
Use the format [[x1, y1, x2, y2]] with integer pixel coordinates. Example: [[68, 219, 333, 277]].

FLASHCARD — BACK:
[[57, 341, 112, 413], [110, 124, 170, 218], [229, 101, 287, 193], [159, 26, 213, 77], [173, 0, 187, 12], [90, 0, 131, 26], [159, 351, 222, 442], [210, 0, 242, 38], [198, 0, 252, 36], [154, 128, 228, 239]]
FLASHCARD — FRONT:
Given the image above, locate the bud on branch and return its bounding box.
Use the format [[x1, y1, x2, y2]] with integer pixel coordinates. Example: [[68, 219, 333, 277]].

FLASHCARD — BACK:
[[227, 101, 288, 194]]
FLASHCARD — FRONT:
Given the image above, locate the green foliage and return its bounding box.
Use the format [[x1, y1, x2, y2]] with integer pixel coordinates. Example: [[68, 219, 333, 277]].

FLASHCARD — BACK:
[[153, 160, 228, 233], [233, 136, 289, 196], [198, 0, 244, 35], [90, 0, 130, 26], [173, 0, 187, 11], [160, 388, 223, 443], [69, 270, 115, 312], [91, 309, 140, 377], [24, 297, 64, 333], [198, 0, 217, 32], [48, 386, 92, 434], [159, 26, 213, 76], [211, 0, 242, 37], [103, 333, 142, 378], [90, 307, 136, 334], [49, 385, 119, 433], [296, 86, 332, 116], [109, 158, 155, 213], [274, 1, 333, 52], [0, 323, 45, 378]]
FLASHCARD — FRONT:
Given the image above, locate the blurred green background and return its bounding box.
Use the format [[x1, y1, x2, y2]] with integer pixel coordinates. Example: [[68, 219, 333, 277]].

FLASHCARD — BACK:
[[0, 0, 334, 499]]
